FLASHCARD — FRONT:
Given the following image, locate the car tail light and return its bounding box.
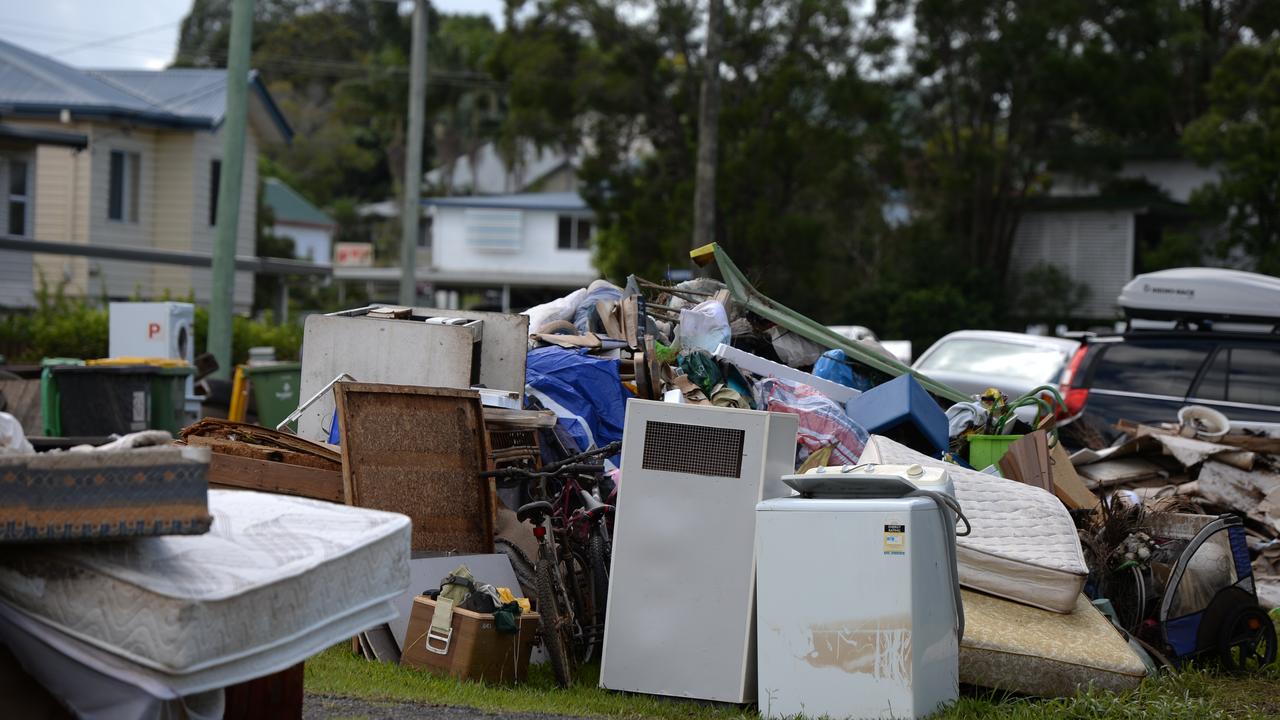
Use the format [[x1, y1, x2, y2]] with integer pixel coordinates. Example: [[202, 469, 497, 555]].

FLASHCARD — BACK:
[[1059, 345, 1091, 418]]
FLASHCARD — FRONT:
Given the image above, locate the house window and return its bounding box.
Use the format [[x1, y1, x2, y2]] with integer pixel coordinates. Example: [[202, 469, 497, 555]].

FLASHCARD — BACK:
[[209, 159, 221, 226], [7, 158, 31, 237], [557, 215, 593, 250], [108, 150, 140, 222]]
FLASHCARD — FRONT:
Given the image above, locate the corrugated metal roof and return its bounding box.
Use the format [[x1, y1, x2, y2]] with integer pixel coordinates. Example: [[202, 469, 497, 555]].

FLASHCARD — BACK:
[[421, 191, 589, 212], [0, 39, 292, 140], [264, 177, 334, 227]]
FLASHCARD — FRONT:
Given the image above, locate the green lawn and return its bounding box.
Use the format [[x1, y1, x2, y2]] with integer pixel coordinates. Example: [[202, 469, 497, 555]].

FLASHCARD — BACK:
[[305, 646, 1280, 720]]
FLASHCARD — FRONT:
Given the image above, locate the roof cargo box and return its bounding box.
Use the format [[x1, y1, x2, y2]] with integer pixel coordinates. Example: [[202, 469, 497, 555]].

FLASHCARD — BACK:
[[1118, 267, 1280, 324]]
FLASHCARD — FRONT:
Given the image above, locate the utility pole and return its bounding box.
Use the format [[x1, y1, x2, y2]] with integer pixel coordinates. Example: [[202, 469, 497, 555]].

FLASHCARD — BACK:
[[692, 0, 723, 253], [400, 0, 428, 307], [208, 0, 254, 379]]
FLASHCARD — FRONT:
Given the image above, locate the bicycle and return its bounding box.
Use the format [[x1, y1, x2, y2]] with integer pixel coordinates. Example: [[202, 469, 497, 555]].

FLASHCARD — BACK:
[[482, 441, 620, 685]]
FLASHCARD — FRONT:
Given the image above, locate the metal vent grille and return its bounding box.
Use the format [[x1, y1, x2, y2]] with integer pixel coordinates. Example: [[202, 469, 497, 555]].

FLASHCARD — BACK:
[[641, 421, 745, 478]]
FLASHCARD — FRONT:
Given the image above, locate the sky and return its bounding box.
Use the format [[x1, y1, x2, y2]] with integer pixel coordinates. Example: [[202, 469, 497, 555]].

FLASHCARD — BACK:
[[0, 0, 506, 70]]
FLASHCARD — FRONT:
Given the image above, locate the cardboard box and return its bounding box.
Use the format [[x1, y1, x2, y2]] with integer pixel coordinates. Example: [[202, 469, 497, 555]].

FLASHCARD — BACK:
[[400, 596, 539, 684]]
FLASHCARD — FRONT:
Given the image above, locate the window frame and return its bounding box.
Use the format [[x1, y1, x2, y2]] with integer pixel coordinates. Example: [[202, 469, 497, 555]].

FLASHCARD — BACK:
[[1191, 345, 1280, 408], [107, 149, 141, 223], [557, 213, 593, 251], [208, 159, 221, 226], [5, 155, 33, 237]]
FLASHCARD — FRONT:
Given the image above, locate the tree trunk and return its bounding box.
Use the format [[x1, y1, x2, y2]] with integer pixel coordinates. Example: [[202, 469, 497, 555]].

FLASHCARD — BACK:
[[692, 0, 723, 254]]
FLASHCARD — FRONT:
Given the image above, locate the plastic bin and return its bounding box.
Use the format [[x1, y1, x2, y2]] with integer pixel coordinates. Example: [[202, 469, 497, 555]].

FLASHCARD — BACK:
[[968, 434, 1022, 470], [55, 363, 194, 436], [245, 362, 301, 429], [53, 366, 154, 436], [41, 358, 85, 436]]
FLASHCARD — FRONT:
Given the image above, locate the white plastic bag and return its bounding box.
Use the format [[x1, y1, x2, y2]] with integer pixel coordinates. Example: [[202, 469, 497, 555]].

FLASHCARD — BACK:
[[0, 412, 33, 454], [678, 300, 731, 355], [522, 287, 588, 334]]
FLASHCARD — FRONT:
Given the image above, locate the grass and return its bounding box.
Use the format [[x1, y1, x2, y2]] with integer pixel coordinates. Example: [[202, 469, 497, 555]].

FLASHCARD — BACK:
[[305, 645, 1280, 720]]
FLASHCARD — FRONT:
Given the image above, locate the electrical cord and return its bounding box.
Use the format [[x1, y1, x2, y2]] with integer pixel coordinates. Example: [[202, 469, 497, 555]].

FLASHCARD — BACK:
[[905, 489, 969, 642]]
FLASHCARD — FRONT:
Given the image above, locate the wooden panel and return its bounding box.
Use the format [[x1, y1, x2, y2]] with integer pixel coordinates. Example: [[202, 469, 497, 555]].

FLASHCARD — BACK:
[[208, 452, 343, 503], [336, 383, 494, 553], [223, 661, 303, 720], [0, 379, 41, 436]]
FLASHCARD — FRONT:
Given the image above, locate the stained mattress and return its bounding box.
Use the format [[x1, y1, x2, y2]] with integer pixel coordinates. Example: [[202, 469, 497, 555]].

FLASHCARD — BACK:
[[960, 591, 1147, 697], [860, 435, 1088, 613], [0, 489, 410, 689]]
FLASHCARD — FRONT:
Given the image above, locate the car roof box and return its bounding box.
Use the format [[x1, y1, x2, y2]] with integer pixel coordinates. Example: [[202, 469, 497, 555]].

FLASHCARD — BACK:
[[1118, 267, 1280, 324]]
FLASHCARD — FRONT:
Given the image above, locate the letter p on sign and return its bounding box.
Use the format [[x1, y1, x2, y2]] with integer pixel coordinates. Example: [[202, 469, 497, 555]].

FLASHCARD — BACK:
[[148, 322, 161, 339]]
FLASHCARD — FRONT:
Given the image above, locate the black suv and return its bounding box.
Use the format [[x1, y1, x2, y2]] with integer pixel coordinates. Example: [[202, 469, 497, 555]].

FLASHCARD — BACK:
[[1059, 329, 1280, 446]]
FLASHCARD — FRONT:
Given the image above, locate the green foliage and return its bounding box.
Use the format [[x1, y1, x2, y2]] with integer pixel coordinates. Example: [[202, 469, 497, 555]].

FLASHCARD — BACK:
[[193, 306, 302, 365], [0, 283, 108, 363], [1183, 39, 1280, 275], [1016, 263, 1093, 326]]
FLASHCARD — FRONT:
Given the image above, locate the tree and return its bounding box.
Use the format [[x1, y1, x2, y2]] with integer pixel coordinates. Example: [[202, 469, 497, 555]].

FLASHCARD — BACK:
[[1183, 39, 1280, 274]]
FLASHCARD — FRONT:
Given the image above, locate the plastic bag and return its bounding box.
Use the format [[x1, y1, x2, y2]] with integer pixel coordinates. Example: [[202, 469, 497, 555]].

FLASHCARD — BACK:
[[813, 349, 875, 392], [0, 412, 33, 454], [678, 300, 731, 355], [754, 377, 869, 465], [523, 288, 588, 334], [573, 280, 624, 334]]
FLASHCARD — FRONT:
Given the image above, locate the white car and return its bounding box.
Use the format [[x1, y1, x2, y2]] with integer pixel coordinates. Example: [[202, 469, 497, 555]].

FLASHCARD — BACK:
[[913, 330, 1080, 403]]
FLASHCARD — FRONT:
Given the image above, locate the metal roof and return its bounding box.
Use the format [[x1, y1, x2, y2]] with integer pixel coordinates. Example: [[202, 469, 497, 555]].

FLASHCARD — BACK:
[[421, 191, 589, 213], [0, 38, 292, 141], [263, 177, 334, 227]]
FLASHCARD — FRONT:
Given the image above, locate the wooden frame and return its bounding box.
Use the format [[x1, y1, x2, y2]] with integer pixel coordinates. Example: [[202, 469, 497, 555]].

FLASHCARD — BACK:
[[335, 383, 494, 553]]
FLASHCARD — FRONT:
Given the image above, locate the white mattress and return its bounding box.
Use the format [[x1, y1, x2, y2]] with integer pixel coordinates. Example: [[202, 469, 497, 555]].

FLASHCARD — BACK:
[[0, 490, 410, 682], [859, 436, 1088, 613]]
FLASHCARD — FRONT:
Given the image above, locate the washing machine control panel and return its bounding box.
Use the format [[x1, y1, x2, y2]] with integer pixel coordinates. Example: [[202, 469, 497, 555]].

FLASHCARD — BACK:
[[782, 463, 953, 499]]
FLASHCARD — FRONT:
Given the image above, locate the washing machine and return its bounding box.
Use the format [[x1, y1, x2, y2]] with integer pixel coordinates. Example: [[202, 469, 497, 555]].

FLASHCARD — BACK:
[[755, 463, 962, 720]]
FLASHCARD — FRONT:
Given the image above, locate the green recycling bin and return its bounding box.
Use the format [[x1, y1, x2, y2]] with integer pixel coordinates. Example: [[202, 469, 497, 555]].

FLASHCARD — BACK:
[[245, 362, 302, 430], [41, 357, 85, 437]]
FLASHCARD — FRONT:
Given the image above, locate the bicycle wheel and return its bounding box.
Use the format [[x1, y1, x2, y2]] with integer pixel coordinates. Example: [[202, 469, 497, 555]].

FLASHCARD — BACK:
[[585, 533, 610, 662], [535, 557, 574, 687], [495, 538, 537, 597]]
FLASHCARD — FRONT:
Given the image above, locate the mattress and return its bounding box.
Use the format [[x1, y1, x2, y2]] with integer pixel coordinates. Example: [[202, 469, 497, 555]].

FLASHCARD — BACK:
[[0, 445, 212, 542], [0, 489, 410, 686], [960, 591, 1147, 697], [859, 435, 1089, 613]]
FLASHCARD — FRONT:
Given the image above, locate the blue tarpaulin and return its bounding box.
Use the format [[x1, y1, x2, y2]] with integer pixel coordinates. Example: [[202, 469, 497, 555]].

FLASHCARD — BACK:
[[526, 347, 629, 462]]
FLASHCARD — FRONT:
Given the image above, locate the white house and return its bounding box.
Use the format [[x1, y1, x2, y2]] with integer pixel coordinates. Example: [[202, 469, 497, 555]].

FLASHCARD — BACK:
[[0, 38, 294, 311], [425, 141, 577, 196], [1008, 157, 1220, 319], [334, 191, 599, 310], [263, 177, 334, 264]]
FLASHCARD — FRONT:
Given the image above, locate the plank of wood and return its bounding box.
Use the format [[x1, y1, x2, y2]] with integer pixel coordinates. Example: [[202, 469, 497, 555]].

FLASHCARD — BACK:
[[187, 436, 340, 471], [182, 418, 342, 464], [208, 452, 343, 503], [336, 383, 495, 554]]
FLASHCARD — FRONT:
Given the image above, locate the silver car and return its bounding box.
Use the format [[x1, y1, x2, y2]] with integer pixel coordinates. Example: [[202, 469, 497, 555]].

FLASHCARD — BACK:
[[913, 330, 1081, 402]]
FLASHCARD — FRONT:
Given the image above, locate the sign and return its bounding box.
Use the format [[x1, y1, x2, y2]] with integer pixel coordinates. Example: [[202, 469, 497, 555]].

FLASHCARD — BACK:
[[335, 242, 374, 267]]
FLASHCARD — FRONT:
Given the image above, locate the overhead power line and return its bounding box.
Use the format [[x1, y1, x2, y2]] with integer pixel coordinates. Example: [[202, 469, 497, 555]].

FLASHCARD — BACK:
[[55, 18, 185, 56]]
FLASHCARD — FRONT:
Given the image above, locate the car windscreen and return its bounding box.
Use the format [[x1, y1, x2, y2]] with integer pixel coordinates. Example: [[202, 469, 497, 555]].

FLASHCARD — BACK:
[[916, 338, 1069, 384]]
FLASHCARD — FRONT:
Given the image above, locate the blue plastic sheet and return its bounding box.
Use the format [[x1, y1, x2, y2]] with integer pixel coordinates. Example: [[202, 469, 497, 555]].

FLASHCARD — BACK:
[[526, 347, 629, 463]]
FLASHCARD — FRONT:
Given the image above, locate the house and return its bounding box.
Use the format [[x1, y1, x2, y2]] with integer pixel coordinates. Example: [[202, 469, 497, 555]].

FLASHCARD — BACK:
[[263, 177, 334, 264], [0, 38, 293, 311], [425, 141, 577, 195], [1008, 155, 1220, 320], [335, 191, 599, 310]]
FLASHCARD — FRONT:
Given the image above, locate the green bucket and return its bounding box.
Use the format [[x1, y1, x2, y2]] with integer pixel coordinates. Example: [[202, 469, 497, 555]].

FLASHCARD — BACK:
[[968, 434, 1022, 471]]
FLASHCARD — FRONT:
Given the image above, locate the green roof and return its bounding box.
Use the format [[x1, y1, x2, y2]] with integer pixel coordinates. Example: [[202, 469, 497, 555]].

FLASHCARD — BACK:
[[263, 177, 333, 227]]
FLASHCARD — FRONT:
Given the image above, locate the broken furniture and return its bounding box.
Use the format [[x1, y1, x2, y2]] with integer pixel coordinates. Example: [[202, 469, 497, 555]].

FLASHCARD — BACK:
[[843, 373, 949, 457], [600, 401, 798, 704], [181, 418, 343, 503], [297, 306, 528, 443], [335, 383, 495, 554], [0, 490, 409, 715]]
